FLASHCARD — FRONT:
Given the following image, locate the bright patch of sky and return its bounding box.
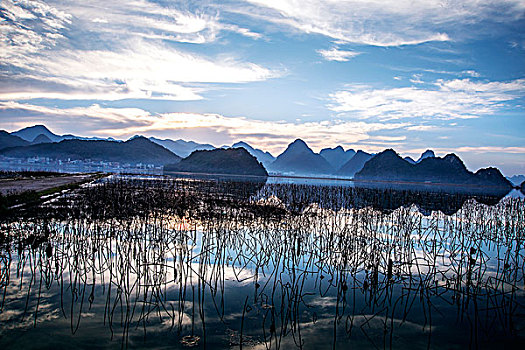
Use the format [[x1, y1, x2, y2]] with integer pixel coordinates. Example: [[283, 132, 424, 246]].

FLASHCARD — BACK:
[[1, 0, 524, 174]]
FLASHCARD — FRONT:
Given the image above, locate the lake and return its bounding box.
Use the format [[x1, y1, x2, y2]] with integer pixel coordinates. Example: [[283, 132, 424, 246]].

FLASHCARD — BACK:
[[0, 175, 523, 349]]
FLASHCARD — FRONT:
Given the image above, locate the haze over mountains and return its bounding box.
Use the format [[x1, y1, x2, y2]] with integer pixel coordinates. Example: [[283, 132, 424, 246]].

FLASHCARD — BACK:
[[320, 146, 355, 170], [12, 125, 113, 143], [268, 139, 334, 175], [231, 141, 275, 168], [0, 125, 518, 188], [337, 150, 373, 177], [149, 137, 214, 158]]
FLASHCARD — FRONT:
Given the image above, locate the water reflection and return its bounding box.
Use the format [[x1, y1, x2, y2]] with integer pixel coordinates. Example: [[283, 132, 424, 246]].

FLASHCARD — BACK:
[[0, 176, 523, 349]]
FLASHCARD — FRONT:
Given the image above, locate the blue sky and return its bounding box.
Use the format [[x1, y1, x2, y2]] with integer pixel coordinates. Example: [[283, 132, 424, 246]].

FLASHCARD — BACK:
[[1, 0, 524, 175]]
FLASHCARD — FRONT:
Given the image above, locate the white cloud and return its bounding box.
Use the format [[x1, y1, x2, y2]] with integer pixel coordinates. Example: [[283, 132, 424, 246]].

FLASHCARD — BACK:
[[409, 74, 424, 84], [241, 0, 525, 46], [454, 146, 525, 154], [0, 0, 273, 101], [406, 125, 435, 131], [328, 78, 525, 120], [436, 78, 525, 93], [0, 101, 151, 122], [317, 47, 360, 61], [51, 0, 260, 44], [462, 70, 481, 78], [0, 0, 71, 62], [0, 102, 409, 154], [1, 39, 276, 101], [366, 135, 406, 142]]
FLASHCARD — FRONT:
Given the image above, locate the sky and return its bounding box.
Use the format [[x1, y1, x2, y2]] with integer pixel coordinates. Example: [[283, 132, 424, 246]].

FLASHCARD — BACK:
[[0, 0, 524, 175]]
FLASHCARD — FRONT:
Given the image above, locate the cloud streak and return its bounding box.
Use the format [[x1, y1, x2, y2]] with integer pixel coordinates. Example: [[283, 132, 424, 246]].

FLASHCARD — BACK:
[[328, 78, 525, 120], [241, 0, 525, 47], [0, 0, 275, 101], [317, 47, 360, 62], [1, 39, 276, 101], [56, 0, 262, 44]]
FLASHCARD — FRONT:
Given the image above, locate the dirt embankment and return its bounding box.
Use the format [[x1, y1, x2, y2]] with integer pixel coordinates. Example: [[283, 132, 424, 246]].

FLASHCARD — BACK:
[[0, 174, 97, 195]]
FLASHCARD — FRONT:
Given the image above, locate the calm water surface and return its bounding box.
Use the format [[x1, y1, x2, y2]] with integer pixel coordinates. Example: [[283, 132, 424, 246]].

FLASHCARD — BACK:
[[0, 176, 523, 349]]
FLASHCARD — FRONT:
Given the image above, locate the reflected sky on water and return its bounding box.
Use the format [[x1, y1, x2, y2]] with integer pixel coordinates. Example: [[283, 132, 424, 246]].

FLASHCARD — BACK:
[[0, 176, 523, 349]]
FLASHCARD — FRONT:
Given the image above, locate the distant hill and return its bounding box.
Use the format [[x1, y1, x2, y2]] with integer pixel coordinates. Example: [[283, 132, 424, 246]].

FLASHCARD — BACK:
[[320, 146, 355, 170], [12, 125, 62, 142], [417, 149, 435, 162], [508, 174, 525, 186], [165, 148, 268, 176], [336, 150, 373, 177], [11, 124, 113, 143], [404, 156, 416, 164], [149, 137, 214, 158], [232, 141, 275, 167], [403, 156, 416, 164], [31, 134, 53, 145], [268, 139, 334, 176], [473, 167, 513, 188], [355, 149, 512, 188], [3, 125, 514, 185], [0, 136, 181, 165], [0, 130, 30, 150]]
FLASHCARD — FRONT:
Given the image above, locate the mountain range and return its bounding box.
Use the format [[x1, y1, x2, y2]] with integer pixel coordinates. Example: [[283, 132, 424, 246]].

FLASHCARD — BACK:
[[319, 146, 355, 170], [508, 174, 525, 186], [0, 125, 373, 177], [0, 136, 181, 165], [149, 137, 214, 158], [336, 150, 373, 177], [355, 149, 512, 189], [0, 124, 518, 188], [267, 139, 334, 175], [231, 141, 275, 168], [12, 125, 112, 143]]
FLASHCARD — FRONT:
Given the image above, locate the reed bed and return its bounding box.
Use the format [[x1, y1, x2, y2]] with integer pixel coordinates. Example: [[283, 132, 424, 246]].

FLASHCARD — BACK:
[[0, 176, 523, 349]]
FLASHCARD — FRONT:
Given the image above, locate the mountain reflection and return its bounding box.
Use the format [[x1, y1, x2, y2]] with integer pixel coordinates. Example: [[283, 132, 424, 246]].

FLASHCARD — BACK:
[[0, 176, 522, 349], [258, 180, 508, 215]]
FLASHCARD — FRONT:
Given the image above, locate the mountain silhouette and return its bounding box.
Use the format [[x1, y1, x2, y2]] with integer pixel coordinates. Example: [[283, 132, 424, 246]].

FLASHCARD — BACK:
[[417, 149, 435, 162], [1, 124, 515, 183], [355, 149, 512, 188], [508, 174, 525, 186], [232, 141, 275, 167], [268, 139, 334, 175], [165, 148, 267, 176], [0, 130, 30, 150], [31, 134, 53, 145], [320, 146, 355, 171], [404, 156, 416, 164], [149, 137, 214, 158], [0, 136, 180, 165], [12, 125, 62, 142], [336, 150, 373, 177]]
